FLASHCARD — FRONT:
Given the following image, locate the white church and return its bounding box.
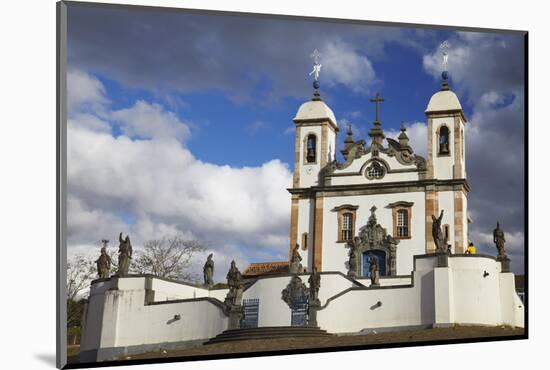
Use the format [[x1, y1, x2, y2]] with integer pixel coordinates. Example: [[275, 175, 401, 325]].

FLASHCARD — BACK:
[[79, 59, 524, 362]]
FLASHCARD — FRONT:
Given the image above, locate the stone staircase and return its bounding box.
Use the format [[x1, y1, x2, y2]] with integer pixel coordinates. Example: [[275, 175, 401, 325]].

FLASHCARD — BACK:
[[204, 326, 332, 345]]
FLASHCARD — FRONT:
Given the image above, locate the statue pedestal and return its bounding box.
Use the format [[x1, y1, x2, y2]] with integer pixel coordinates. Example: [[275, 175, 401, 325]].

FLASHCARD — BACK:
[[436, 252, 449, 268], [308, 300, 320, 327], [497, 256, 511, 272], [227, 305, 243, 330]]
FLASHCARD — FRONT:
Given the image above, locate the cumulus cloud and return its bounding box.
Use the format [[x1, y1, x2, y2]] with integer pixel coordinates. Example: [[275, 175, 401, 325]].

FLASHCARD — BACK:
[[67, 71, 293, 280], [321, 39, 376, 94], [111, 101, 191, 142], [386, 121, 428, 157], [67, 6, 432, 102]]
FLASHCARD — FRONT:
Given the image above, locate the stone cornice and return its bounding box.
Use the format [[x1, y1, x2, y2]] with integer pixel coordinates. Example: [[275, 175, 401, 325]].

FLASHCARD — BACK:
[[287, 178, 471, 197], [425, 109, 467, 123]]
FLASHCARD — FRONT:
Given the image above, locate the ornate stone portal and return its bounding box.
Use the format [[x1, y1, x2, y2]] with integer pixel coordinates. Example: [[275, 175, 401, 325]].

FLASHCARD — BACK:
[[346, 206, 399, 277]]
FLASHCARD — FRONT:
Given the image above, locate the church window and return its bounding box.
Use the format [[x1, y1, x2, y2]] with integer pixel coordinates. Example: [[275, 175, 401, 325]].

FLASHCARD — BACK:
[[342, 213, 353, 241], [392, 205, 412, 239], [444, 224, 450, 241], [332, 205, 358, 243], [301, 232, 308, 251], [365, 161, 385, 179], [396, 209, 409, 238], [439, 125, 450, 155], [306, 134, 317, 163]]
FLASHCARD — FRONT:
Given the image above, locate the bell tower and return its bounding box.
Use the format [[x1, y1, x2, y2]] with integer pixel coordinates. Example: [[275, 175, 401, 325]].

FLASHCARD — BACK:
[[424, 41, 469, 254], [288, 49, 338, 271]]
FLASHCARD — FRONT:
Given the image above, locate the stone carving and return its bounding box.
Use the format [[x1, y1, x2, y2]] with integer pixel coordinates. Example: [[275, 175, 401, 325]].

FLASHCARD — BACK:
[[95, 241, 112, 279], [493, 222, 507, 258], [347, 206, 399, 277], [432, 210, 449, 253], [289, 244, 303, 274], [308, 267, 321, 327], [203, 253, 214, 288], [281, 274, 309, 309], [225, 260, 243, 306], [308, 267, 321, 305], [116, 232, 133, 276], [224, 260, 244, 329], [347, 237, 360, 278], [369, 256, 380, 286]]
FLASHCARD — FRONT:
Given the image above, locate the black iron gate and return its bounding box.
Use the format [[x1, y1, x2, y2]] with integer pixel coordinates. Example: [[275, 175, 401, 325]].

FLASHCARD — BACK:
[[241, 298, 259, 328]]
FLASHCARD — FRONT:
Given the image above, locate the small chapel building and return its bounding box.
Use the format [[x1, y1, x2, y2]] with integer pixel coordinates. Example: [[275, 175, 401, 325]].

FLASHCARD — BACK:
[[286, 78, 469, 278]]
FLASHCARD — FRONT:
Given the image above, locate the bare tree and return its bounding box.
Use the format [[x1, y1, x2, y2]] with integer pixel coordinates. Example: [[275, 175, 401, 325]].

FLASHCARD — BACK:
[[133, 236, 206, 282], [66, 254, 96, 302]]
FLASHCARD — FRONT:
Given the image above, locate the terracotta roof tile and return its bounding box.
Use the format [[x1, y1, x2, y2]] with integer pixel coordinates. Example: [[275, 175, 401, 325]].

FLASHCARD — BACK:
[[243, 261, 289, 277]]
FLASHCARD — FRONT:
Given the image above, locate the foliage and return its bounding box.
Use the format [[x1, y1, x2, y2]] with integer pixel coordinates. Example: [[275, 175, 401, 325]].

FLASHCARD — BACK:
[[132, 236, 206, 282]]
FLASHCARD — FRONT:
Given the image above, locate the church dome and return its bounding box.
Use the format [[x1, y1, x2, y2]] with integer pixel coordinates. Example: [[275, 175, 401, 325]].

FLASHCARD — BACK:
[[425, 89, 463, 113], [294, 100, 337, 127]]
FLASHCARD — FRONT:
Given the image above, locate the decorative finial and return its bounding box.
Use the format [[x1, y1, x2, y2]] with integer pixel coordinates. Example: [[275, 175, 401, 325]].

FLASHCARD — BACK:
[[309, 49, 322, 91], [101, 239, 109, 248], [439, 40, 451, 83], [400, 122, 406, 132]]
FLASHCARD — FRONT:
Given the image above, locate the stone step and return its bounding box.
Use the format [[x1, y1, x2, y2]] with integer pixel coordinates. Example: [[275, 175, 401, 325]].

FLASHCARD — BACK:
[[204, 326, 332, 345]]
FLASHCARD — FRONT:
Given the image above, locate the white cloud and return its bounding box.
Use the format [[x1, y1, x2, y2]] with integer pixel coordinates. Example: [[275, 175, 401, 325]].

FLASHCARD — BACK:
[[321, 39, 376, 94], [67, 71, 293, 272], [67, 70, 109, 115], [111, 100, 191, 142], [386, 121, 427, 157]]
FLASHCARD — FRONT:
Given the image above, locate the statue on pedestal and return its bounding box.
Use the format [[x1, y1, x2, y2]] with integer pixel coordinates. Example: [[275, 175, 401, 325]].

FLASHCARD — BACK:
[[224, 260, 244, 329], [203, 253, 214, 288], [370, 256, 380, 286], [116, 232, 132, 276], [493, 221, 507, 258], [96, 243, 112, 279], [432, 210, 449, 253], [225, 260, 243, 306], [289, 244, 303, 274], [308, 267, 321, 305], [347, 237, 360, 278]]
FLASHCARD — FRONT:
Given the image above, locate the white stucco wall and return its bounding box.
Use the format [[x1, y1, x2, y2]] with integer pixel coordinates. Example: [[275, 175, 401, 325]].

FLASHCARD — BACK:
[[82, 255, 523, 359], [242, 276, 294, 326], [150, 278, 209, 301], [329, 152, 421, 186], [297, 198, 314, 267], [317, 268, 435, 333], [321, 192, 426, 275]]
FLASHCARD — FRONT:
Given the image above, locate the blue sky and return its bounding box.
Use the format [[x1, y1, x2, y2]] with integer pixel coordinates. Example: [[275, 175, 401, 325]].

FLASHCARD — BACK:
[[66, 3, 525, 278]]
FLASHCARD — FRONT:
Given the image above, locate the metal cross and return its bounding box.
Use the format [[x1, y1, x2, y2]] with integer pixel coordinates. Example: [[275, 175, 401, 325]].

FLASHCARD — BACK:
[[369, 93, 385, 123]]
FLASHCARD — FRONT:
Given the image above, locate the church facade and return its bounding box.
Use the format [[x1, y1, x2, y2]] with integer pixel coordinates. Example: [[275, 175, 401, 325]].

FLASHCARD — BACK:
[[79, 72, 523, 363], [289, 80, 468, 278]]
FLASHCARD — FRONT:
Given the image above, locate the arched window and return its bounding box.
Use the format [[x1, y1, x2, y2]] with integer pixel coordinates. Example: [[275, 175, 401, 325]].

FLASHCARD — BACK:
[[439, 125, 450, 155], [342, 213, 354, 241], [306, 134, 317, 163], [396, 209, 409, 238]]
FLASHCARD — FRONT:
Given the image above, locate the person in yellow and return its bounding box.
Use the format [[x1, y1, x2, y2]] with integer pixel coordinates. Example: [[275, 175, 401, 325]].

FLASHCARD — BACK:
[[465, 241, 476, 254]]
